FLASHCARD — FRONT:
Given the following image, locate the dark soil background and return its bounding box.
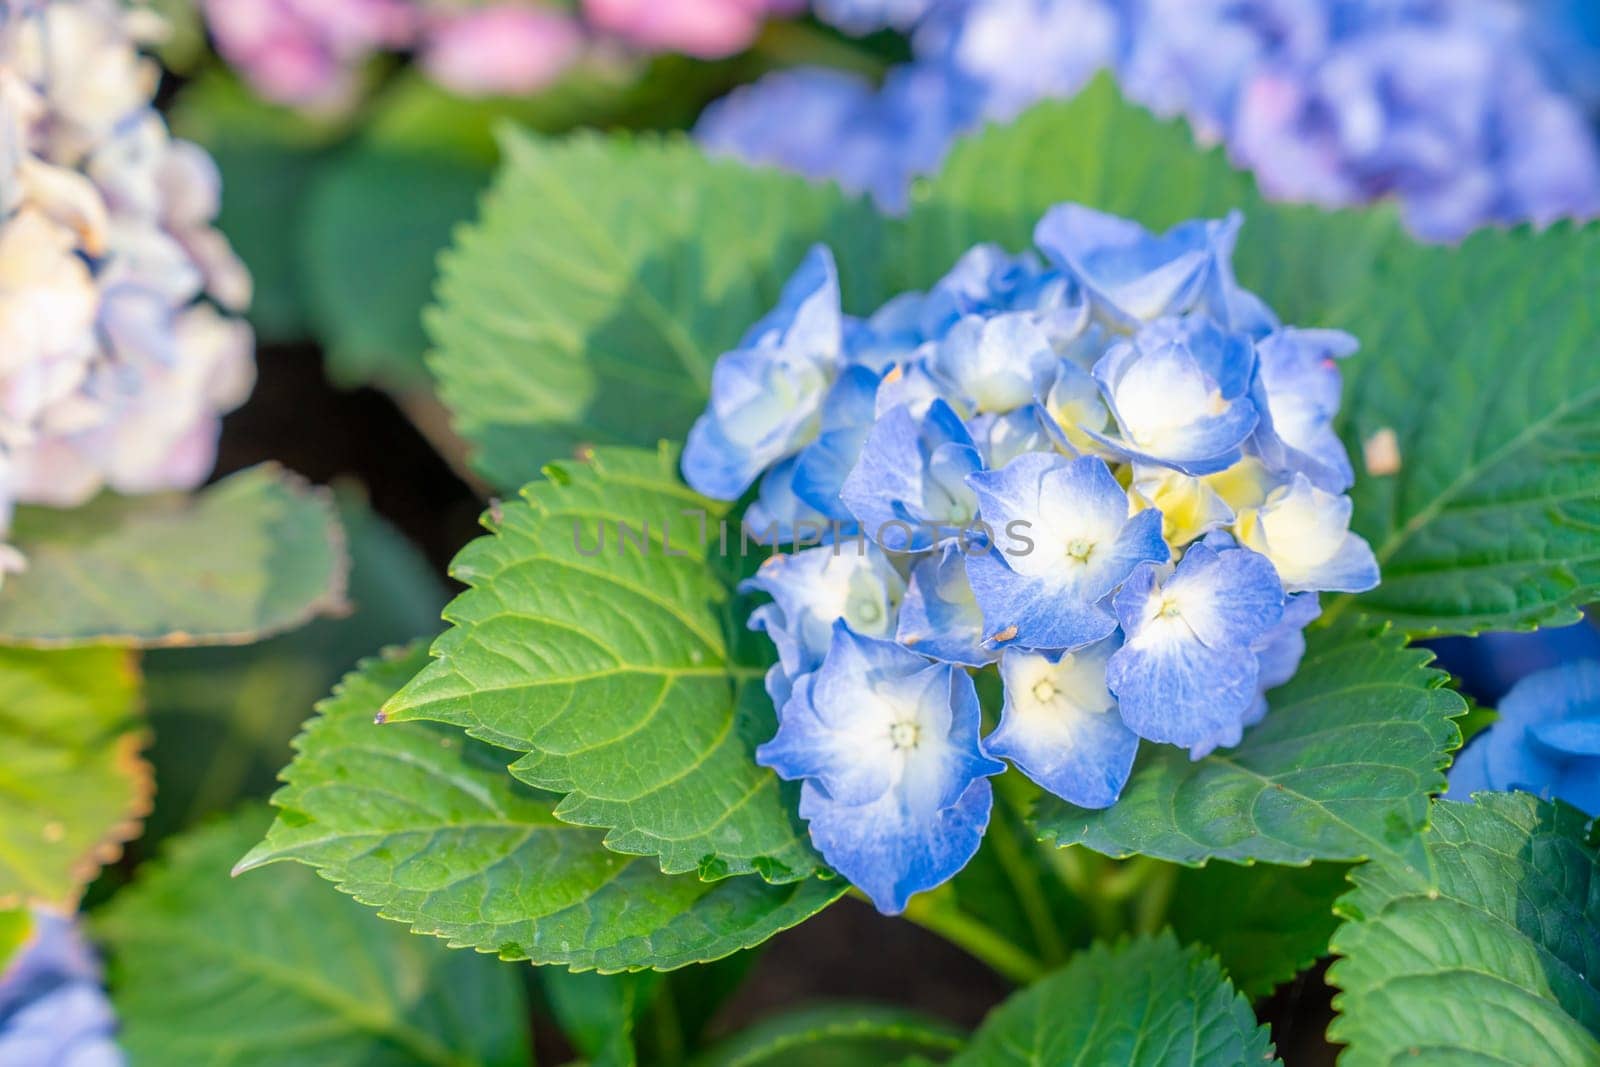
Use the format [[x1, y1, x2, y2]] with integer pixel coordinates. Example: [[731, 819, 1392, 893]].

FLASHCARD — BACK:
[[213, 344, 1341, 1066]]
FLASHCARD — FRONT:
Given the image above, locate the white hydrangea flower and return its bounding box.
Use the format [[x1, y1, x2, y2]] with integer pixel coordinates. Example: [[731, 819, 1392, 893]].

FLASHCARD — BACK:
[[0, 0, 254, 580]]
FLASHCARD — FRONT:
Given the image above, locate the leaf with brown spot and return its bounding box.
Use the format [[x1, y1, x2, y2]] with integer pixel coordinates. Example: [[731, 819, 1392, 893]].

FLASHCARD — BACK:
[[0, 647, 151, 910], [0, 464, 348, 648]]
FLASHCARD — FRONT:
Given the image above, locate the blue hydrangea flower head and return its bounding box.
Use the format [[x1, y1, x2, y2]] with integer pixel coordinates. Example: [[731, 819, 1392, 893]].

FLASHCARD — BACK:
[[683, 245, 844, 500], [965, 452, 1169, 652], [0, 913, 122, 1066], [1448, 659, 1600, 815], [689, 200, 1379, 910], [757, 623, 1005, 912]]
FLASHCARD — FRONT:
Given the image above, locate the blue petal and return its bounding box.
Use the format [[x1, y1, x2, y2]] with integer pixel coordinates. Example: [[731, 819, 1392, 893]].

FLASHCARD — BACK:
[[743, 457, 836, 547], [1035, 205, 1237, 328], [740, 544, 904, 676], [1250, 328, 1359, 492], [841, 399, 982, 550], [1237, 475, 1379, 593], [800, 775, 993, 915], [743, 244, 845, 352], [1253, 592, 1321, 692], [968, 406, 1054, 470], [1108, 562, 1263, 747], [987, 639, 1138, 808], [793, 365, 884, 520], [845, 292, 926, 372], [1158, 541, 1284, 649], [1087, 319, 1258, 474], [929, 312, 1057, 414], [682, 246, 843, 499], [897, 541, 996, 667], [1445, 735, 1494, 801], [1529, 719, 1600, 758], [1480, 660, 1600, 812], [965, 547, 1120, 652]]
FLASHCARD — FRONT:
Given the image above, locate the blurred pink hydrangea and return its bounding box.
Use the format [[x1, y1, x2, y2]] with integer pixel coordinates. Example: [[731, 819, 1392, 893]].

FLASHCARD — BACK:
[[583, 0, 804, 58], [0, 0, 254, 575], [204, 0, 420, 110], [206, 0, 804, 109], [420, 5, 585, 97]]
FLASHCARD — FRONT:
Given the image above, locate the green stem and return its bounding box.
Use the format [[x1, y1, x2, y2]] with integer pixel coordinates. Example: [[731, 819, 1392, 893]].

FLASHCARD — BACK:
[[648, 984, 685, 1065], [1133, 863, 1180, 935], [890, 889, 1048, 985], [1040, 847, 1124, 940], [983, 807, 1069, 966], [1099, 856, 1162, 901]]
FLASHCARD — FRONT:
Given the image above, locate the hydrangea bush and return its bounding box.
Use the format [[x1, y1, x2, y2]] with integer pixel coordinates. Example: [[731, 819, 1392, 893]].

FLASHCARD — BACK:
[[2, 4, 1600, 1065], [680, 204, 1378, 911]]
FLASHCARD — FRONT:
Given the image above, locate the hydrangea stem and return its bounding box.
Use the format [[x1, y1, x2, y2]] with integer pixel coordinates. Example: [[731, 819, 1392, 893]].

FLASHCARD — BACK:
[[888, 889, 1049, 985]]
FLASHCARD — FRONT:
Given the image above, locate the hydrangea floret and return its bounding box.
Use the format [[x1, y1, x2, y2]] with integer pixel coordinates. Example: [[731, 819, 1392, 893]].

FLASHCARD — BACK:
[[0, 0, 254, 578], [683, 203, 1379, 913], [1448, 660, 1600, 816], [0, 913, 122, 1065]]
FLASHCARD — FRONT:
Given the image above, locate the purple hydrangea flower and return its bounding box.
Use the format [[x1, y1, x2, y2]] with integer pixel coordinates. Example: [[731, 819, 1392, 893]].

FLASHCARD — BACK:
[[0, 0, 255, 577]]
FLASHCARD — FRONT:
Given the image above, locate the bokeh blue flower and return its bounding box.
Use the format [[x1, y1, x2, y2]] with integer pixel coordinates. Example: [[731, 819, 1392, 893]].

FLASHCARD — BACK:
[[0, 914, 122, 1066], [1448, 660, 1600, 816], [697, 0, 1600, 238]]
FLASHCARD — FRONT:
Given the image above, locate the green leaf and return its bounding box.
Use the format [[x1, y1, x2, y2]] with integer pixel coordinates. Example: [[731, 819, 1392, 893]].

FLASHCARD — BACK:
[[1326, 222, 1600, 636], [427, 128, 887, 491], [1034, 620, 1464, 871], [302, 148, 490, 392], [901, 77, 1251, 289], [949, 931, 1274, 1066], [0, 647, 149, 910], [0, 464, 348, 648], [1327, 793, 1600, 1066], [694, 1005, 964, 1067], [239, 643, 844, 972], [384, 445, 821, 882], [0, 908, 30, 972], [140, 488, 446, 844], [96, 807, 531, 1067], [1167, 861, 1350, 998]]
